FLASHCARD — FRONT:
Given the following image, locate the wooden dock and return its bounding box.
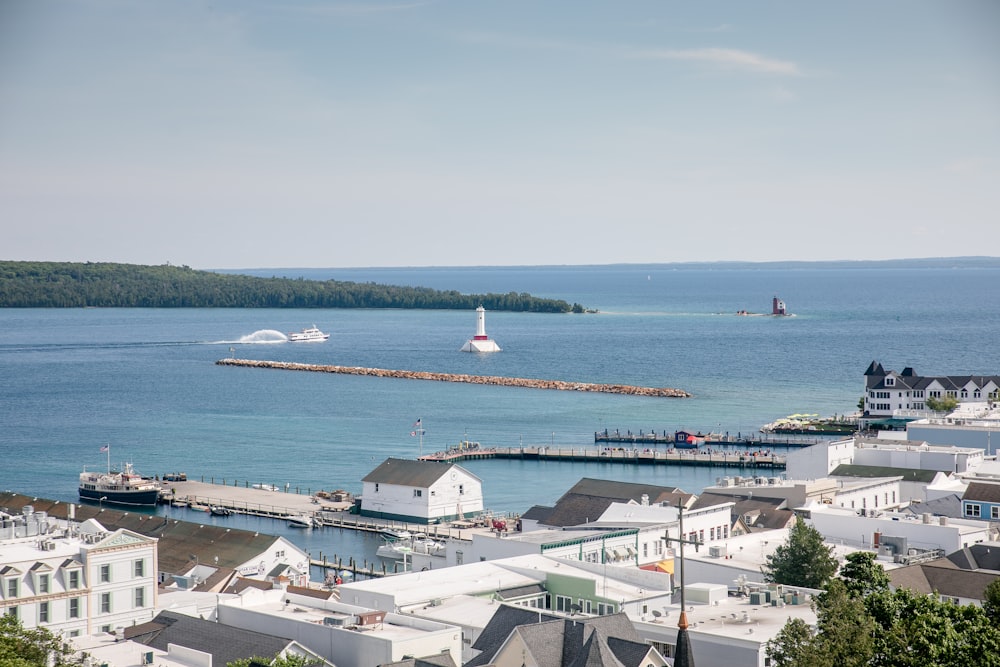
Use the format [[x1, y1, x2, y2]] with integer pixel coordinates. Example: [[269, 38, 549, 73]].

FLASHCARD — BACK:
[[419, 446, 786, 469], [595, 429, 834, 448]]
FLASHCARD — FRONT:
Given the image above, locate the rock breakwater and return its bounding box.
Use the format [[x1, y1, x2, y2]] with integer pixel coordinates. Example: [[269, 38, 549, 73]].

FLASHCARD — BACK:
[[216, 358, 690, 398]]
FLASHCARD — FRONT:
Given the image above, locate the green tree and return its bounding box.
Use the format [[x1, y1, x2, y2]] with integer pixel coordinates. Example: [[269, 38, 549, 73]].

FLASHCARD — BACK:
[[0, 614, 83, 667], [925, 395, 959, 412], [762, 519, 838, 588], [839, 551, 890, 598], [227, 654, 314, 667], [984, 577, 1000, 625], [766, 617, 820, 667], [812, 579, 876, 667]]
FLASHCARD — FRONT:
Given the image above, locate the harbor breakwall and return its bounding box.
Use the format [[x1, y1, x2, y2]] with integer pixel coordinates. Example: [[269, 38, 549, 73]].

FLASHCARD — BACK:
[[216, 358, 691, 398]]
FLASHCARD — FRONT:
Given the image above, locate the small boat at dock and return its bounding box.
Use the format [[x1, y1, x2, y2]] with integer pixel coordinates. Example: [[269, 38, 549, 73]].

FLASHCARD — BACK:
[[287, 513, 314, 528], [210, 506, 232, 516]]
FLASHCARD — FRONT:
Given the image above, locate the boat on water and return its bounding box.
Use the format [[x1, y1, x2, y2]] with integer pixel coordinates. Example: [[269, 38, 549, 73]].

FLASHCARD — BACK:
[[376, 533, 445, 560], [79, 445, 160, 507], [287, 514, 314, 528], [287, 325, 329, 342], [210, 506, 232, 516]]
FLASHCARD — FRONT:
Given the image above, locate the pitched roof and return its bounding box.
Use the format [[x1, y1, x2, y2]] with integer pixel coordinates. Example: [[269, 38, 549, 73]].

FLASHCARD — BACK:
[[468, 605, 561, 663], [963, 482, 1000, 504], [899, 494, 965, 519], [889, 560, 999, 601], [379, 654, 458, 667], [124, 610, 292, 666], [690, 493, 794, 531], [532, 479, 691, 528], [0, 492, 286, 575], [362, 458, 470, 487]]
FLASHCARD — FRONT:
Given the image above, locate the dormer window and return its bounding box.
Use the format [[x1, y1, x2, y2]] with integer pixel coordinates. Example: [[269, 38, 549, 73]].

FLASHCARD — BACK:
[[885, 377, 895, 387]]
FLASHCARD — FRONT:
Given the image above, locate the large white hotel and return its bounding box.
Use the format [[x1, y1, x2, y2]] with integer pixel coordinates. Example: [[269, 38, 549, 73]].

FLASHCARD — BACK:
[[863, 360, 1000, 419]]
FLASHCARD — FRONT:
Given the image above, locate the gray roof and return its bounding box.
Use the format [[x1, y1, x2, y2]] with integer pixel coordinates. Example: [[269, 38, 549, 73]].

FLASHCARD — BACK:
[[890, 560, 999, 601], [362, 458, 469, 487], [0, 492, 283, 576], [831, 464, 941, 482], [530, 478, 691, 528], [379, 654, 457, 667], [864, 361, 1000, 392], [946, 543, 1000, 572], [690, 493, 794, 531], [899, 494, 965, 520], [125, 611, 293, 666], [963, 482, 1000, 504], [470, 606, 648, 667]]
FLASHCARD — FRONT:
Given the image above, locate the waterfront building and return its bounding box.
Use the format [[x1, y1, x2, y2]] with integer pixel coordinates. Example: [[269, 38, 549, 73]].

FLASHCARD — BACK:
[[360, 458, 484, 524], [0, 508, 157, 637], [862, 360, 1000, 423], [905, 401, 1000, 451], [0, 492, 311, 589]]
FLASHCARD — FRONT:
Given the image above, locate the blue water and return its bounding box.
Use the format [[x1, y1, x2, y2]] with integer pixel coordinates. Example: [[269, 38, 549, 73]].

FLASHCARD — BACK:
[[1, 263, 998, 571]]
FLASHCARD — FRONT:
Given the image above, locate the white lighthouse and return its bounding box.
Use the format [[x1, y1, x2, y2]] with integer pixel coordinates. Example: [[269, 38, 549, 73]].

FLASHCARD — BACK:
[[460, 306, 501, 353]]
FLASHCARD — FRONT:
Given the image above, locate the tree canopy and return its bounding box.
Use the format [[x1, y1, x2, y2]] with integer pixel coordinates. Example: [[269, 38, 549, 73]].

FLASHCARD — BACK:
[[925, 395, 959, 412], [0, 261, 586, 312], [767, 550, 1000, 667], [761, 519, 839, 588], [0, 615, 83, 667]]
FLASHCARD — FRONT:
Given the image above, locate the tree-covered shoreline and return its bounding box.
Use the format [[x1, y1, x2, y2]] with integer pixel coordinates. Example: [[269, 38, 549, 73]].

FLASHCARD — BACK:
[[0, 261, 586, 312]]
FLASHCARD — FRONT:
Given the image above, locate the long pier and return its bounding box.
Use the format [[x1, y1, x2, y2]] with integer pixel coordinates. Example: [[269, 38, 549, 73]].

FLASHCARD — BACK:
[[595, 429, 834, 449], [216, 358, 691, 398], [419, 446, 785, 469]]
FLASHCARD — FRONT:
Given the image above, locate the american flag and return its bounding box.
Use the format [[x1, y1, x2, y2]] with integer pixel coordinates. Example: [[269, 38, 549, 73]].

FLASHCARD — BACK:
[[100, 445, 109, 453], [411, 418, 422, 436]]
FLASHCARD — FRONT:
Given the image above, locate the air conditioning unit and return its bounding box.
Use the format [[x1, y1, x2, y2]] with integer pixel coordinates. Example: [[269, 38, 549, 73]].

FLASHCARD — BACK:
[[708, 545, 727, 558]]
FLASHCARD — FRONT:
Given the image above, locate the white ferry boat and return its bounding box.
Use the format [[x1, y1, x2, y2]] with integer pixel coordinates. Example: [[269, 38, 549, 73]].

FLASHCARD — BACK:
[[287, 325, 329, 342]]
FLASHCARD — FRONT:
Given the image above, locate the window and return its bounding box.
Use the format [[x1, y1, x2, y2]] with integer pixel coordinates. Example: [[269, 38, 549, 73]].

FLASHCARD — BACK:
[[413, 489, 422, 498], [38, 574, 49, 594], [966, 503, 982, 518], [6, 578, 18, 598], [69, 598, 80, 619], [38, 602, 49, 623], [459, 484, 465, 495], [134, 559, 145, 578], [556, 595, 572, 612], [642, 542, 648, 557], [134, 587, 145, 608], [100, 565, 111, 583], [100, 592, 111, 614], [68, 570, 80, 590], [992, 507, 1000, 520], [5, 607, 17, 619], [455, 550, 463, 565], [374, 483, 379, 493], [100, 625, 111, 633]]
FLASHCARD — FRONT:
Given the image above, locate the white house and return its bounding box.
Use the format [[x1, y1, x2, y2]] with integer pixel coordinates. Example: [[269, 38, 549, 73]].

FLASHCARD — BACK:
[[360, 457, 484, 524], [0, 509, 157, 637], [862, 360, 1000, 421]]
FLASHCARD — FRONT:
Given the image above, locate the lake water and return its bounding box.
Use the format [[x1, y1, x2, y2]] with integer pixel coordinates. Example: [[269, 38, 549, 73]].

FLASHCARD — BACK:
[[2, 262, 998, 571]]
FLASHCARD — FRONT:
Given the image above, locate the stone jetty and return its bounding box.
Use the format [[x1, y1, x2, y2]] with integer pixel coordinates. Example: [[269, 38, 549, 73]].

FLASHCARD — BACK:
[[216, 358, 691, 398]]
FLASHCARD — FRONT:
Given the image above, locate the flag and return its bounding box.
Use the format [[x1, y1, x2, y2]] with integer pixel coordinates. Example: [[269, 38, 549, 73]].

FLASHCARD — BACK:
[[413, 418, 422, 428], [100, 445, 109, 453]]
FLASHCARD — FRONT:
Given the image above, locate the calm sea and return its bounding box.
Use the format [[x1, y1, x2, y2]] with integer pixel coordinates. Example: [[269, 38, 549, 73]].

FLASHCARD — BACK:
[[1, 263, 998, 570]]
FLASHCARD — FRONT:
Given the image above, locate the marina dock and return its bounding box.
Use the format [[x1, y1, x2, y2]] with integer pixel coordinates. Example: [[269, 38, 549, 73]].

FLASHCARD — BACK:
[[595, 429, 835, 448], [418, 445, 785, 469]]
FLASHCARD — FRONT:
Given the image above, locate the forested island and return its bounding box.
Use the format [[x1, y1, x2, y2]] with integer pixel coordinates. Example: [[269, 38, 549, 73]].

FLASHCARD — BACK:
[[0, 261, 586, 312]]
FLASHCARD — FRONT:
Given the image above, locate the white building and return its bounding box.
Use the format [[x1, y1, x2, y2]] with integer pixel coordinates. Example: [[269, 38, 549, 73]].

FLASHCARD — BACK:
[[702, 473, 904, 514], [862, 360, 1000, 420], [217, 584, 462, 666], [906, 401, 1000, 451], [0, 508, 157, 637], [801, 503, 993, 557], [360, 458, 484, 524]]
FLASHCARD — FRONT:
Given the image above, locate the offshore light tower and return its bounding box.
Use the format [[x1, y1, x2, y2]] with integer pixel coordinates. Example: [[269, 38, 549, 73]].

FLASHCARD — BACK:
[[460, 306, 501, 353]]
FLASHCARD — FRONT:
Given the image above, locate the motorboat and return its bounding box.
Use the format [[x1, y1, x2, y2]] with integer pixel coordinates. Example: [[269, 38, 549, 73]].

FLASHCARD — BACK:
[[210, 506, 232, 516], [287, 514, 314, 529], [376, 532, 445, 559], [79, 447, 160, 506], [287, 325, 329, 342]]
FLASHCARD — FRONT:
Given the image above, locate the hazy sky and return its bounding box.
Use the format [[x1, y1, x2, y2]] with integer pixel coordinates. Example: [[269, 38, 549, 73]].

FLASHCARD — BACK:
[[1, 1, 998, 269]]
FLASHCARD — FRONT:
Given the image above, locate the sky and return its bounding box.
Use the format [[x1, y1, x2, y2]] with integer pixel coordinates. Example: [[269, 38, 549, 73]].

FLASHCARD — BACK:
[[1, 1, 998, 269]]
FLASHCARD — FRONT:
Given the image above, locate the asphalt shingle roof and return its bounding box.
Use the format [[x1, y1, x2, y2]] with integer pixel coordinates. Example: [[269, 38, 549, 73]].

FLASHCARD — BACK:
[[361, 458, 467, 487], [125, 610, 293, 666]]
